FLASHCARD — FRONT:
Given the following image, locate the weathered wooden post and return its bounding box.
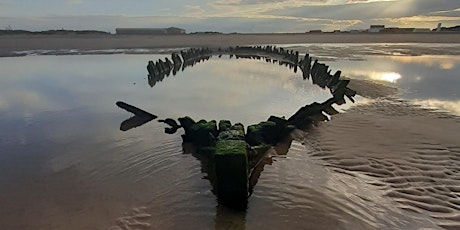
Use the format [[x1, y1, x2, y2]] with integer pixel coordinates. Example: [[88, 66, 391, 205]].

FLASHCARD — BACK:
[[215, 138, 248, 204]]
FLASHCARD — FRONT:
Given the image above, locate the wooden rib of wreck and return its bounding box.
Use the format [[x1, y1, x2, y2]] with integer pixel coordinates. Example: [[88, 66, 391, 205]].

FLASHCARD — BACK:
[[138, 46, 357, 208]]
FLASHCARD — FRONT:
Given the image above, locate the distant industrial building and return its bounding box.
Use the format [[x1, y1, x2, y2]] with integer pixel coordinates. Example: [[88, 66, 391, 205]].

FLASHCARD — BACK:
[[368, 25, 431, 33], [304, 23, 458, 34], [382, 27, 414, 33], [116, 27, 186, 35]]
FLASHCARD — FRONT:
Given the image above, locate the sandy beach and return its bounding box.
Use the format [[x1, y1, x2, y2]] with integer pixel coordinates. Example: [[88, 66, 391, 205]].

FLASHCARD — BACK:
[[1, 36, 460, 229], [1, 33, 460, 57], [309, 101, 460, 230]]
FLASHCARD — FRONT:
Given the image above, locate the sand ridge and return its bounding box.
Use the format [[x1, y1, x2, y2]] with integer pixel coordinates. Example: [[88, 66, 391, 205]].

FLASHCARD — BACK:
[[308, 98, 460, 229]]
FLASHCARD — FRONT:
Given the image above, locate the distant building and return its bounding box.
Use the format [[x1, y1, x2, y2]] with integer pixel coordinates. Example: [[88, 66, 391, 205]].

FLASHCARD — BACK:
[[368, 25, 385, 33], [116, 27, 186, 35], [381, 27, 414, 33], [165, 27, 186, 34], [308, 30, 322, 33]]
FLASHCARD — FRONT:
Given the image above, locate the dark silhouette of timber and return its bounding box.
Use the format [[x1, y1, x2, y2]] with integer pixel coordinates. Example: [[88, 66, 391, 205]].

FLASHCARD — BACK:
[[118, 45, 357, 208], [116, 101, 157, 131]]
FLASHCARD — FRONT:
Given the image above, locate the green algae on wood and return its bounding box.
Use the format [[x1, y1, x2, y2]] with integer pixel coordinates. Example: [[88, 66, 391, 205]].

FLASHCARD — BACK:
[[184, 120, 218, 147], [215, 139, 249, 202]]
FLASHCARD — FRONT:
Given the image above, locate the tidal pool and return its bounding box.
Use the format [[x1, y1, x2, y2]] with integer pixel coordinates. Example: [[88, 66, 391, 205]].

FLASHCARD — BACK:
[[283, 43, 460, 115], [1, 45, 459, 230]]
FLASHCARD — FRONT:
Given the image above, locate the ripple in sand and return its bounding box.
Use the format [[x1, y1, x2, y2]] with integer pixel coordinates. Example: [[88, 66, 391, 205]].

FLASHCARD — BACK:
[[310, 98, 460, 229], [111, 207, 152, 230]]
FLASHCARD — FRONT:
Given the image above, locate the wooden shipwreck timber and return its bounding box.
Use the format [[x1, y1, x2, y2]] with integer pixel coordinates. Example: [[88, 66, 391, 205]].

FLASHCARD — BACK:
[[118, 46, 356, 208]]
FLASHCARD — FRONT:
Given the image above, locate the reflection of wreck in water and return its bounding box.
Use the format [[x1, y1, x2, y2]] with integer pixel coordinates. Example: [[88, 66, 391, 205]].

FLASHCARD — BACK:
[[147, 46, 310, 87], [119, 46, 356, 209], [147, 46, 355, 103]]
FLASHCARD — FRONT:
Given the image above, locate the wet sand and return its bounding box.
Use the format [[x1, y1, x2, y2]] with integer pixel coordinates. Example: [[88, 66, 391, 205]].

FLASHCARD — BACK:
[[1, 39, 460, 229], [308, 91, 460, 229], [1, 33, 460, 56]]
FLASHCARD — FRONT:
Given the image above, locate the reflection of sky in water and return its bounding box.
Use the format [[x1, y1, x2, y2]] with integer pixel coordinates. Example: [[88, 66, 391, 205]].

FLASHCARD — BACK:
[[0, 55, 343, 229], [151, 57, 333, 123], [0, 54, 335, 155], [1, 52, 458, 149], [2, 52, 458, 150], [325, 55, 460, 115], [0, 55, 332, 126], [1, 48, 457, 229], [0, 54, 332, 209]]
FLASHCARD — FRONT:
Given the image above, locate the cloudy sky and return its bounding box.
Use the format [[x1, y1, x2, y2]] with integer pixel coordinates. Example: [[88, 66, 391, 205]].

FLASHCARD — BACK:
[[1, 0, 459, 33]]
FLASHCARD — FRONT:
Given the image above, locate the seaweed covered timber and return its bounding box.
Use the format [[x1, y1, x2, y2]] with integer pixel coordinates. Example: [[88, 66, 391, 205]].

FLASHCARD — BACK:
[[118, 46, 356, 208]]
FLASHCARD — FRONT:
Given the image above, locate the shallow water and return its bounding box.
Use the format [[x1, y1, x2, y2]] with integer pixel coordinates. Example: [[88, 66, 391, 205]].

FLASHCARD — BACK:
[[326, 55, 460, 115], [281, 43, 460, 115], [0, 45, 459, 229]]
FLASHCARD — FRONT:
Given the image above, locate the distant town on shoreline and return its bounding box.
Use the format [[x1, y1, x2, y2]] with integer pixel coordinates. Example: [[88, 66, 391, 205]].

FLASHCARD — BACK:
[[1, 24, 459, 36]]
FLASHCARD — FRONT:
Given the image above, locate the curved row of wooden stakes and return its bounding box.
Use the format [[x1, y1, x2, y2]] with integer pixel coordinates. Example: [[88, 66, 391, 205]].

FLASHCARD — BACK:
[[118, 46, 357, 209]]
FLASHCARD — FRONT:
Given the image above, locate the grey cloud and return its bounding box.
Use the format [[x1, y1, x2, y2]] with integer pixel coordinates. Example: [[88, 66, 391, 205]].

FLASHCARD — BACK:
[[345, 0, 373, 2], [239, 0, 294, 4], [429, 10, 460, 17], [0, 15, 329, 33], [213, 0, 326, 6], [0, 13, 455, 33], [240, 0, 328, 4], [0, 15, 198, 32], [268, 0, 460, 20]]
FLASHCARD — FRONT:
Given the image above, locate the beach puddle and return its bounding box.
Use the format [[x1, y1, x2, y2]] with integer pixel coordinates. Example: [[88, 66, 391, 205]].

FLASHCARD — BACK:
[[319, 54, 460, 117]]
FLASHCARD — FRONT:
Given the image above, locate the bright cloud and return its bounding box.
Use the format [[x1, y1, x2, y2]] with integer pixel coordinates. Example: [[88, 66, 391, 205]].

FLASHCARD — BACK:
[[0, 0, 459, 32], [183, 5, 206, 17]]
